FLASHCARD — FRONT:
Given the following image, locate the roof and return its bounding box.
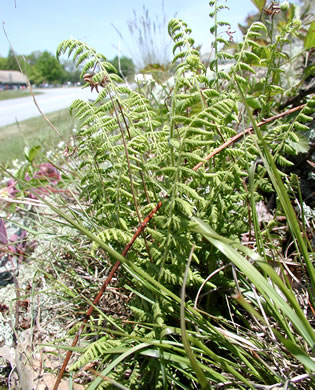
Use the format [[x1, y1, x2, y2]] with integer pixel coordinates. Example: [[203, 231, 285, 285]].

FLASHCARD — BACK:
[[0, 70, 28, 84]]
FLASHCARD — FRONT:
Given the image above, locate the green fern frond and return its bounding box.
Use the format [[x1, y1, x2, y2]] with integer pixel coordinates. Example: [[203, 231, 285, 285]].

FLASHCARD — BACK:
[[70, 338, 121, 371]]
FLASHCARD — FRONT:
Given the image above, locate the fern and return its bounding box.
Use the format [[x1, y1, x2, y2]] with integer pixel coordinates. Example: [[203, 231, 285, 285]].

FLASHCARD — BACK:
[[51, 3, 315, 388], [70, 337, 120, 372]]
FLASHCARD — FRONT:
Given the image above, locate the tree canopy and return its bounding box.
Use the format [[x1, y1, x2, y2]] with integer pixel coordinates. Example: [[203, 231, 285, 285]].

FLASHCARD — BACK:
[[0, 49, 135, 85], [108, 55, 135, 80]]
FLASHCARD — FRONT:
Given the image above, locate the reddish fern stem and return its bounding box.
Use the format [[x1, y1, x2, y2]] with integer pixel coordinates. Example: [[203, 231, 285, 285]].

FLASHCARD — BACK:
[[54, 104, 304, 389]]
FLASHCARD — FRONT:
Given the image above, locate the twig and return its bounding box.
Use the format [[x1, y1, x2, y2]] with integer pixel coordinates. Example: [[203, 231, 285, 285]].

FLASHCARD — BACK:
[[9, 256, 20, 344], [110, 94, 141, 222], [0, 197, 46, 207], [110, 94, 153, 261], [54, 103, 305, 388]]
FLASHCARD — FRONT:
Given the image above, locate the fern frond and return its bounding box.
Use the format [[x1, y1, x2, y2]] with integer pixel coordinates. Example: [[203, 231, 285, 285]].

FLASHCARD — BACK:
[[70, 338, 121, 371]]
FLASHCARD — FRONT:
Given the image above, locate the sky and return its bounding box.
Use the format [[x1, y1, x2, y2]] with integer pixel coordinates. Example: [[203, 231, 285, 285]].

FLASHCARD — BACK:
[[0, 0, 260, 65]]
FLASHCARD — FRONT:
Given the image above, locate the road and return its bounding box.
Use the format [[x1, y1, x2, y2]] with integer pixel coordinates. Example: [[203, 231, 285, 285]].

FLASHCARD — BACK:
[[0, 87, 99, 127]]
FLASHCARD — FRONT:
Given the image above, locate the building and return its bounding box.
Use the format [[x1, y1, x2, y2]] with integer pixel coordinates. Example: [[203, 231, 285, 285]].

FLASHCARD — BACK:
[[0, 70, 28, 89]]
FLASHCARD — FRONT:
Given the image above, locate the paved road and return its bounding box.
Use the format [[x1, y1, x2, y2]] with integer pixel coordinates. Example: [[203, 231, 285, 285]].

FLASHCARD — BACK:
[[0, 87, 99, 127]]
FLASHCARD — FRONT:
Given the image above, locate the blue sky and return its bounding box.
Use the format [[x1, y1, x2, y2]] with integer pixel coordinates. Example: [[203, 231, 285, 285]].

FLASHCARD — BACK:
[[1, 0, 259, 62]]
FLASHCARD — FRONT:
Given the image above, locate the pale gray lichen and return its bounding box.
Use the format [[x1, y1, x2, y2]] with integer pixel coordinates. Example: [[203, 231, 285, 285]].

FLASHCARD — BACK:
[[302, 202, 315, 222], [0, 312, 14, 347]]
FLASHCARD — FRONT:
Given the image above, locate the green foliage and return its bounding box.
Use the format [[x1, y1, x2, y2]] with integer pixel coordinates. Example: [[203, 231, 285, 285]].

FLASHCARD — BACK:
[[108, 55, 135, 80], [250, 0, 267, 11], [5, 48, 23, 71], [33, 50, 65, 84], [0, 48, 82, 85], [304, 20, 315, 49], [0, 56, 8, 70], [24, 1, 315, 388]]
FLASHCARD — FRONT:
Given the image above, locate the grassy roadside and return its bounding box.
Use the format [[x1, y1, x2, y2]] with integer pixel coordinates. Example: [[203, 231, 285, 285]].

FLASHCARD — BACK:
[[0, 89, 42, 101], [0, 109, 77, 165]]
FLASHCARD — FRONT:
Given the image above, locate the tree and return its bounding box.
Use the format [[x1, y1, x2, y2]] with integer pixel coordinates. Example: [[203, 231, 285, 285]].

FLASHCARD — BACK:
[[0, 49, 81, 85], [35, 51, 65, 84], [109, 56, 135, 80], [5, 48, 24, 71], [23, 51, 42, 84], [61, 59, 81, 83], [26, 51, 42, 66], [0, 57, 7, 70], [27, 65, 44, 85]]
